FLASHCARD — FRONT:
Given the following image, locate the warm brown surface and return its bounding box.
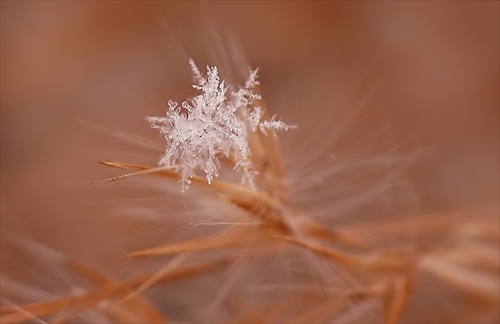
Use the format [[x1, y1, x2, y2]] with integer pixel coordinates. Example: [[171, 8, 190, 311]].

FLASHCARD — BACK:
[[1, 2, 499, 323]]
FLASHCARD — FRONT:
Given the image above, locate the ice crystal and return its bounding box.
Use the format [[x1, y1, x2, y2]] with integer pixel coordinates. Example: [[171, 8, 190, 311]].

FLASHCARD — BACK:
[[147, 59, 294, 190]]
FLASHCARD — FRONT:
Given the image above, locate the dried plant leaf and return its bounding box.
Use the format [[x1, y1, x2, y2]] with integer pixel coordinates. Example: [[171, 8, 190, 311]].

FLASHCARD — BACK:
[[0, 258, 229, 323], [277, 235, 413, 272], [99, 161, 294, 233], [382, 276, 413, 324], [127, 227, 260, 258], [420, 254, 500, 300], [66, 260, 167, 323]]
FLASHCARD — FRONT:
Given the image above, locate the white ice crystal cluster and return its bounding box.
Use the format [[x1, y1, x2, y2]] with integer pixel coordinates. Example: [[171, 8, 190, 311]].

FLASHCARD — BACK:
[[147, 59, 295, 190]]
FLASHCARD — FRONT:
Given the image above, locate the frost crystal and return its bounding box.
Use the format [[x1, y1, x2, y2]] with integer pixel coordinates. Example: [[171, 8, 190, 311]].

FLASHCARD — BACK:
[[147, 59, 294, 190]]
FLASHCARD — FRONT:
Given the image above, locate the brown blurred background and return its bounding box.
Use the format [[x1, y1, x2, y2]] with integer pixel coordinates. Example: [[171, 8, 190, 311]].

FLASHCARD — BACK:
[[1, 1, 499, 320]]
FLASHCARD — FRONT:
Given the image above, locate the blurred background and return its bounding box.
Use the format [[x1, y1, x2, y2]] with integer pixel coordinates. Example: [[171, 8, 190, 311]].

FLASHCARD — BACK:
[[1, 1, 499, 322]]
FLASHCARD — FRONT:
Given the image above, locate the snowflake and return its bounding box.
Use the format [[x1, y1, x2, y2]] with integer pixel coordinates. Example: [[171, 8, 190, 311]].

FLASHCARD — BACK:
[[146, 59, 295, 190]]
